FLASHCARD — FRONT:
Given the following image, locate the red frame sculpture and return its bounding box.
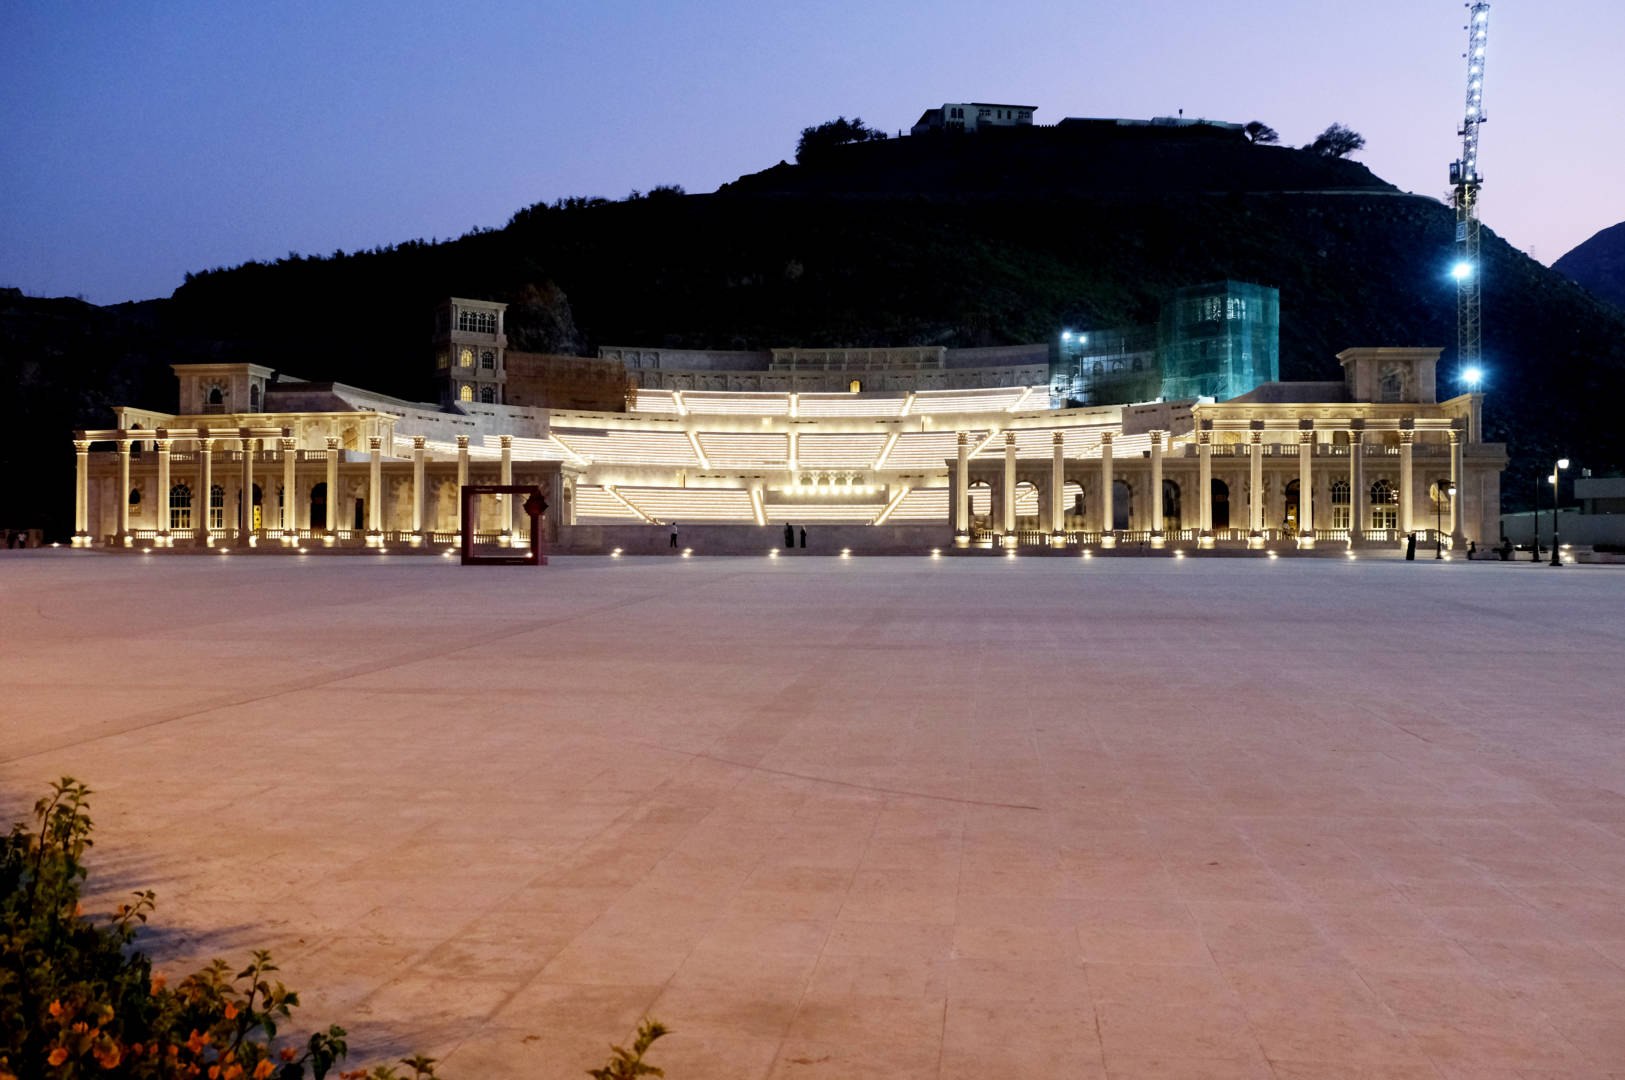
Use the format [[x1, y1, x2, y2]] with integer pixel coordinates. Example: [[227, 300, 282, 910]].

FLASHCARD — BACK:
[[459, 485, 548, 566]]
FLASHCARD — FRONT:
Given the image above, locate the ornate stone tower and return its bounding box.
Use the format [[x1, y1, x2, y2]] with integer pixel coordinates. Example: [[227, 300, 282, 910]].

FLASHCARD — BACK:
[[434, 298, 508, 406]]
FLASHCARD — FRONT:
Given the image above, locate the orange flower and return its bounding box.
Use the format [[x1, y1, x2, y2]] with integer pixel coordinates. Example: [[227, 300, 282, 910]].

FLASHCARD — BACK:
[[208, 1067, 220, 1080], [223, 1002, 238, 1020], [223, 1065, 243, 1080], [93, 1044, 122, 1070], [186, 1030, 210, 1054], [47, 1048, 69, 1066], [254, 1059, 275, 1079], [279, 1047, 297, 1062], [47, 1001, 63, 1018], [71, 1023, 89, 1035]]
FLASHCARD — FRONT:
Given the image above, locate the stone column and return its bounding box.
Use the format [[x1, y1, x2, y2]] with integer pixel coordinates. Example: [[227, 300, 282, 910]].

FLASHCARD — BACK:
[[117, 440, 132, 544], [1149, 430, 1164, 542], [955, 431, 970, 542], [155, 436, 172, 546], [499, 435, 514, 541], [240, 431, 255, 546], [74, 439, 91, 546], [1001, 431, 1016, 540], [323, 437, 339, 540], [1449, 428, 1464, 544], [1051, 432, 1066, 543], [1298, 429, 1314, 547], [1247, 429, 1265, 542], [281, 436, 297, 543], [456, 435, 470, 537], [1100, 431, 1115, 545], [1398, 429, 1415, 536], [411, 435, 427, 542], [367, 435, 383, 542], [1348, 428, 1365, 548], [199, 436, 214, 546], [1197, 431, 1213, 542]]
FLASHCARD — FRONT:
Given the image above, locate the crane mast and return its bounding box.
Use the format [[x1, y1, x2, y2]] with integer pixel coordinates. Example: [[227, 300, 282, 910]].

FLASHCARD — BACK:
[[1451, 2, 1491, 373]]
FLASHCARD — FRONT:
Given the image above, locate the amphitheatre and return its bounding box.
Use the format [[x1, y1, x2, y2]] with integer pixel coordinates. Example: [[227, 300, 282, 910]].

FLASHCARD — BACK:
[[15, 295, 1625, 1076]]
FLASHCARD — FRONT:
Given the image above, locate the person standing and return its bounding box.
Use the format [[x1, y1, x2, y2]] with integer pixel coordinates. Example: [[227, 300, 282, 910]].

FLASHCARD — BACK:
[[783, 522, 794, 548], [669, 521, 679, 549], [799, 525, 807, 549]]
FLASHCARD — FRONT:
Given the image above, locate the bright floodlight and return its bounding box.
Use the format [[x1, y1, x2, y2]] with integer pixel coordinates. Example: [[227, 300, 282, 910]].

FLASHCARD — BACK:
[[1558, 458, 1570, 470], [1463, 366, 1482, 387], [1451, 261, 1474, 280], [1061, 330, 1071, 340]]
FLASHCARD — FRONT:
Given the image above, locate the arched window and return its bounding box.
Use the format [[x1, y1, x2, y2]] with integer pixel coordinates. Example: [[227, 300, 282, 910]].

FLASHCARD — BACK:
[[207, 386, 223, 405], [169, 484, 192, 530], [310, 482, 328, 531], [480, 350, 495, 370], [1330, 479, 1351, 529], [249, 384, 260, 410], [1112, 478, 1131, 530], [1162, 479, 1182, 531], [479, 385, 496, 403], [459, 347, 473, 368], [459, 384, 474, 402], [129, 488, 142, 507], [1429, 479, 1454, 507], [1284, 478, 1301, 532], [1370, 479, 1398, 530], [1013, 482, 1040, 522], [209, 485, 225, 530], [849, 379, 862, 393], [968, 482, 992, 524]]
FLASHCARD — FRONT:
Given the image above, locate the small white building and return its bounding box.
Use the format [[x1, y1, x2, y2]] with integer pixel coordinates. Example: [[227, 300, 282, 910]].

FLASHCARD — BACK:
[[911, 103, 1036, 135]]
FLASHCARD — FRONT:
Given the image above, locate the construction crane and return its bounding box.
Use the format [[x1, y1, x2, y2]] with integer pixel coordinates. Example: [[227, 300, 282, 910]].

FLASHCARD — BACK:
[[1450, 2, 1491, 379]]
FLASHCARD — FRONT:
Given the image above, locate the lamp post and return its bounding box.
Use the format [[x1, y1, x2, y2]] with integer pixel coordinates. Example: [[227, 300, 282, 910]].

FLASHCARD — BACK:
[[1435, 482, 1455, 559], [1549, 458, 1569, 567]]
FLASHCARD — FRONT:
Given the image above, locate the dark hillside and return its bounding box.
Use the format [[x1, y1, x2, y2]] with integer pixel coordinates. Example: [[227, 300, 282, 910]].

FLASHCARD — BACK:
[[6, 129, 1624, 538], [1554, 220, 1625, 312]]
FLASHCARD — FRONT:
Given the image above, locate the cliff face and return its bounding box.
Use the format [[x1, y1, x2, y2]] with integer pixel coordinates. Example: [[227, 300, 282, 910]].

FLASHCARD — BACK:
[[8, 129, 1625, 537], [1554, 221, 1625, 312]]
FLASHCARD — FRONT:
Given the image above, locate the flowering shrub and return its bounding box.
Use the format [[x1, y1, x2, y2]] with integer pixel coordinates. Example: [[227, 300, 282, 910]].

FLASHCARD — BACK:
[[2, 779, 664, 1080]]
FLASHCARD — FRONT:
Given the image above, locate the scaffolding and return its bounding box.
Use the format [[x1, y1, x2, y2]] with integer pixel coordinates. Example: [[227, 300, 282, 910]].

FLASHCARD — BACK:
[[1158, 281, 1279, 402]]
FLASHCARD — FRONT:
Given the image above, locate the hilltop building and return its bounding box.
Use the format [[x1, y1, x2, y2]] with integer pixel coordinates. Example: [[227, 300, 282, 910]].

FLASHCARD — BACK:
[[66, 299, 1504, 557], [910, 103, 1036, 135]]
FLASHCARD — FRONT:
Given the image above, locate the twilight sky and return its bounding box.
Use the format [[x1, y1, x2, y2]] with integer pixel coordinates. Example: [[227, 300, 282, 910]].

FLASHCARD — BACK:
[[2, 0, 1620, 305]]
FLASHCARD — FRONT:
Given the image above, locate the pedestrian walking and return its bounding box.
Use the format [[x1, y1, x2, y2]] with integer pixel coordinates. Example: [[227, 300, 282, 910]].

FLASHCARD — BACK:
[[669, 521, 679, 549]]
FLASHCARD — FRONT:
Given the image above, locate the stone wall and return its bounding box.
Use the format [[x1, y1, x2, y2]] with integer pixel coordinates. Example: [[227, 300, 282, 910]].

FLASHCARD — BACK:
[[556, 522, 954, 555], [506, 351, 628, 412]]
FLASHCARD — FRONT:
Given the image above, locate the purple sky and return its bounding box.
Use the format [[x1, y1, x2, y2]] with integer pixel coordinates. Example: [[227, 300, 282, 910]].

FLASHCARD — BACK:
[[3, 1, 1621, 305]]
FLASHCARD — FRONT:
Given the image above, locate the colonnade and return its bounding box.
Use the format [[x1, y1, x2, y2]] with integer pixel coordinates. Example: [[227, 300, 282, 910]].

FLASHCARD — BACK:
[[950, 420, 1467, 548], [73, 427, 531, 548]]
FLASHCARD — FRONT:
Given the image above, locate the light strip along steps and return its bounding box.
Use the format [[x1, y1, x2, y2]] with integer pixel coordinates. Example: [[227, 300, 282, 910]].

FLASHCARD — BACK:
[[616, 487, 756, 522], [696, 432, 789, 468], [795, 433, 889, 469]]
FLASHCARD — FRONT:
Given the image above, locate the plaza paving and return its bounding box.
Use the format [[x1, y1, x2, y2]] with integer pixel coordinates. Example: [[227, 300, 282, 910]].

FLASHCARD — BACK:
[[4, 550, 1625, 1079]]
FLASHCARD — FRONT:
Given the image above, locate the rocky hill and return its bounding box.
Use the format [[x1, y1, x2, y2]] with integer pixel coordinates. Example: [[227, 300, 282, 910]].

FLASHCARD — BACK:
[[7, 124, 1625, 537], [1554, 220, 1625, 312]]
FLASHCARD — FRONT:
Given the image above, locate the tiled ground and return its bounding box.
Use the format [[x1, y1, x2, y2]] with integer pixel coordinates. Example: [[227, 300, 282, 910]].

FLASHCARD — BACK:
[[3, 549, 1625, 1079]]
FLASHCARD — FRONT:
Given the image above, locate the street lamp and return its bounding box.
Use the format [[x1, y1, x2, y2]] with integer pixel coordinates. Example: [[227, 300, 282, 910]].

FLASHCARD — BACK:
[[1550, 458, 1569, 567], [1435, 482, 1455, 559]]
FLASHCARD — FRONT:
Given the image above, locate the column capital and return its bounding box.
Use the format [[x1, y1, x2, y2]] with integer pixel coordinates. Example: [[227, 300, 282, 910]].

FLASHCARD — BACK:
[[957, 431, 969, 445], [368, 436, 382, 452], [1197, 430, 1212, 446], [1100, 430, 1115, 444], [456, 434, 470, 448], [1249, 430, 1263, 444], [499, 434, 513, 448], [117, 440, 131, 455], [1299, 429, 1315, 444], [1447, 428, 1462, 444], [1399, 430, 1415, 445], [325, 436, 339, 450], [155, 438, 172, 452], [1349, 429, 1365, 445], [412, 435, 427, 449], [1004, 431, 1017, 446], [1053, 431, 1064, 445], [199, 436, 215, 450], [280, 437, 295, 452]]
